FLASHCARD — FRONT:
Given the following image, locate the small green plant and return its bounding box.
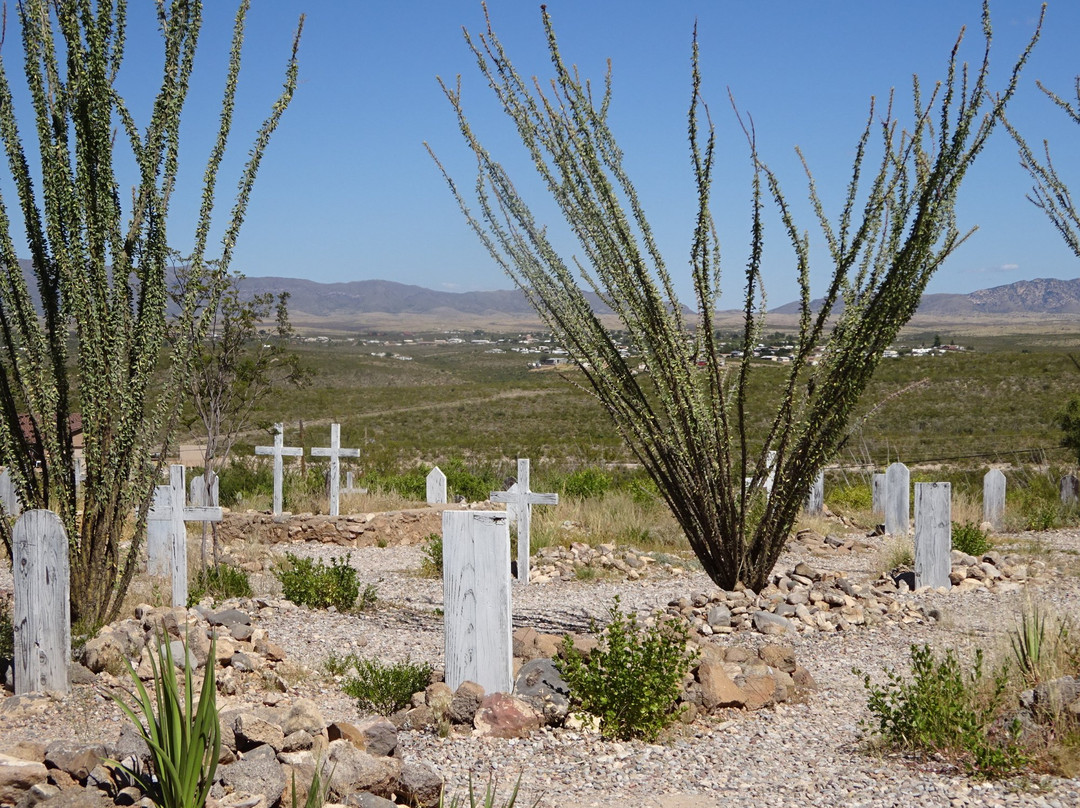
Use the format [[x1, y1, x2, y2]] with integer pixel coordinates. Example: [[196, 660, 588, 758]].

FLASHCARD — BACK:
[[290, 758, 332, 808], [421, 533, 443, 577], [858, 644, 1026, 778], [438, 774, 540, 808], [827, 481, 873, 513], [555, 596, 694, 741], [275, 553, 359, 611], [0, 597, 13, 660], [109, 633, 220, 808], [881, 536, 914, 572], [341, 656, 434, 716], [951, 520, 991, 557], [357, 584, 378, 611], [574, 565, 597, 581], [323, 652, 351, 678], [187, 563, 253, 607]]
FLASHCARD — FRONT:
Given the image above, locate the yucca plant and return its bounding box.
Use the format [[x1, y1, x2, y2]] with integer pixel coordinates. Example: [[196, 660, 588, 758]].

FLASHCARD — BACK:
[[439, 774, 541, 808], [110, 633, 220, 808]]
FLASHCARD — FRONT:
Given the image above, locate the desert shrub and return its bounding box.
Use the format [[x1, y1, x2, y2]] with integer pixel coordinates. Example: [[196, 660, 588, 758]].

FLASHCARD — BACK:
[[187, 564, 253, 607], [556, 597, 695, 741], [951, 521, 991, 557], [340, 655, 434, 716], [365, 468, 428, 502], [559, 468, 611, 499], [275, 553, 359, 611], [357, 584, 379, 612], [827, 480, 873, 513], [858, 644, 1026, 778], [219, 459, 273, 507], [443, 458, 502, 503], [439, 775, 539, 808], [0, 598, 12, 660], [421, 533, 443, 577]]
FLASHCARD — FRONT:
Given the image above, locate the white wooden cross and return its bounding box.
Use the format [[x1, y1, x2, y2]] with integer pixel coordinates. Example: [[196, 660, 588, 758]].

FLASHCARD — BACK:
[[310, 423, 360, 517], [146, 465, 223, 607], [490, 458, 557, 586], [254, 422, 303, 516]]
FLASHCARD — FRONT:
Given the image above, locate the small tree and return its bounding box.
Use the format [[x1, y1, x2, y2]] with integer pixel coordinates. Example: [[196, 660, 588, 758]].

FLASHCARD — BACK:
[[174, 266, 309, 565], [430, 4, 1040, 591], [0, 1, 302, 626]]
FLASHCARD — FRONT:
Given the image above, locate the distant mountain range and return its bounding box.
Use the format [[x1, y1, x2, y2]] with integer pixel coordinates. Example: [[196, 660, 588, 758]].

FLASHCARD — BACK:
[[768, 277, 1080, 317], [247, 275, 1080, 320]]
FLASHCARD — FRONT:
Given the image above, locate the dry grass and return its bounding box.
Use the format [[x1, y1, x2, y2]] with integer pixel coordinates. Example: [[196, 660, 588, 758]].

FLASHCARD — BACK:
[[532, 490, 687, 554], [877, 534, 914, 575]]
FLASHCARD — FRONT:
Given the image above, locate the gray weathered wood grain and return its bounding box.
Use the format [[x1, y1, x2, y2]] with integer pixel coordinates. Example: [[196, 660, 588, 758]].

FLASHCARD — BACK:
[[13, 510, 70, 695], [885, 462, 910, 536], [490, 459, 558, 586], [427, 467, 447, 505], [983, 469, 1006, 531], [872, 473, 886, 516], [914, 482, 951, 590], [805, 470, 824, 515], [443, 510, 512, 694], [311, 423, 360, 517], [254, 423, 303, 516]]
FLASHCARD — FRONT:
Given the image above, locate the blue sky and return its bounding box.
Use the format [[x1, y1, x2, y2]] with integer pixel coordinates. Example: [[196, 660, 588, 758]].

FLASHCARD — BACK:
[[5, 1, 1079, 305]]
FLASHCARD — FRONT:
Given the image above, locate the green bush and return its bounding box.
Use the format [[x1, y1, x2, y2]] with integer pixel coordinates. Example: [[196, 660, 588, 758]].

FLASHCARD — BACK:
[[421, 533, 443, 577], [187, 563, 253, 607], [555, 597, 694, 741], [858, 644, 1026, 778], [275, 553, 359, 611], [827, 480, 873, 512], [560, 467, 611, 499], [218, 459, 273, 507], [340, 655, 434, 716], [951, 521, 991, 557]]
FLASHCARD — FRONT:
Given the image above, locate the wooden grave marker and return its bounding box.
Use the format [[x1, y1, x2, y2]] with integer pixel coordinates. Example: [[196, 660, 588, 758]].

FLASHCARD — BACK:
[[427, 466, 447, 505], [311, 424, 360, 517], [189, 470, 219, 507], [872, 473, 886, 516], [804, 470, 824, 515], [885, 462, 910, 536], [490, 458, 558, 586], [342, 471, 367, 496], [254, 423, 303, 516], [147, 465, 223, 607], [914, 482, 951, 589], [442, 510, 512, 694], [1061, 474, 1079, 506], [983, 469, 1006, 532], [13, 510, 70, 694], [0, 467, 22, 517]]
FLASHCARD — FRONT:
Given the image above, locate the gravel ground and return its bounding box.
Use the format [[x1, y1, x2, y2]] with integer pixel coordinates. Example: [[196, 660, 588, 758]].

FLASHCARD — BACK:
[[2, 526, 1080, 808]]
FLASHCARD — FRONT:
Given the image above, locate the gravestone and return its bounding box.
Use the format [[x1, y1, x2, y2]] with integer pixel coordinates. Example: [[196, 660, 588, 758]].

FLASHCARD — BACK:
[[1061, 474, 1079, 506], [804, 470, 824, 515], [442, 510, 512, 694], [885, 462, 910, 535], [146, 465, 223, 607], [490, 458, 558, 586], [914, 482, 951, 589], [764, 450, 777, 494], [872, 473, 886, 516], [254, 423, 303, 516], [74, 457, 85, 500], [311, 424, 360, 517], [0, 467, 22, 517], [427, 466, 447, 505], [13, 510, 70, 694], [983, 469, 1006, 531], [189, 470, 219, 507]]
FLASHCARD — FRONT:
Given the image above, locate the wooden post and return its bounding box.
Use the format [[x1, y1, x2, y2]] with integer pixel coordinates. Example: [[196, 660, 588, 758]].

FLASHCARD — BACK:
[[310, 424, 360, 517], [189, 470, 219, 507], [13, 510, 70, 694], [983, 469, 1006, 531], [914, 482, 951, 589], [146, 484, 173, 576], [442, 511, 512, 694], [872, 473, 886, 516], [804, 470, 824, 515], [254, 423, 303, 516], [1060, 474, 1079, 506], [0, 467, 22, 517], [427, 466, 447, 505], [885, 462, 910, 535], [490, 458, 558, 585]]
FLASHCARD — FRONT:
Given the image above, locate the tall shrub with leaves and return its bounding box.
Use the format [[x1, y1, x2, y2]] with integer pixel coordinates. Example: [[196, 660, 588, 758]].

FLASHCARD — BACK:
[[0, 1, 302, 626], [430, 4, 1041, 591]]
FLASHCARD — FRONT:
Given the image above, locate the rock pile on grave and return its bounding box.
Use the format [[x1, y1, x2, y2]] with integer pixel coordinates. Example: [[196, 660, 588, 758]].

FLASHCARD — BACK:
[[530, 542, 690, 582], [788, 528, 874, 555], [664, 561, 935, 637], [944, 549, 1047, 594], [2, 602, 448, 808]]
